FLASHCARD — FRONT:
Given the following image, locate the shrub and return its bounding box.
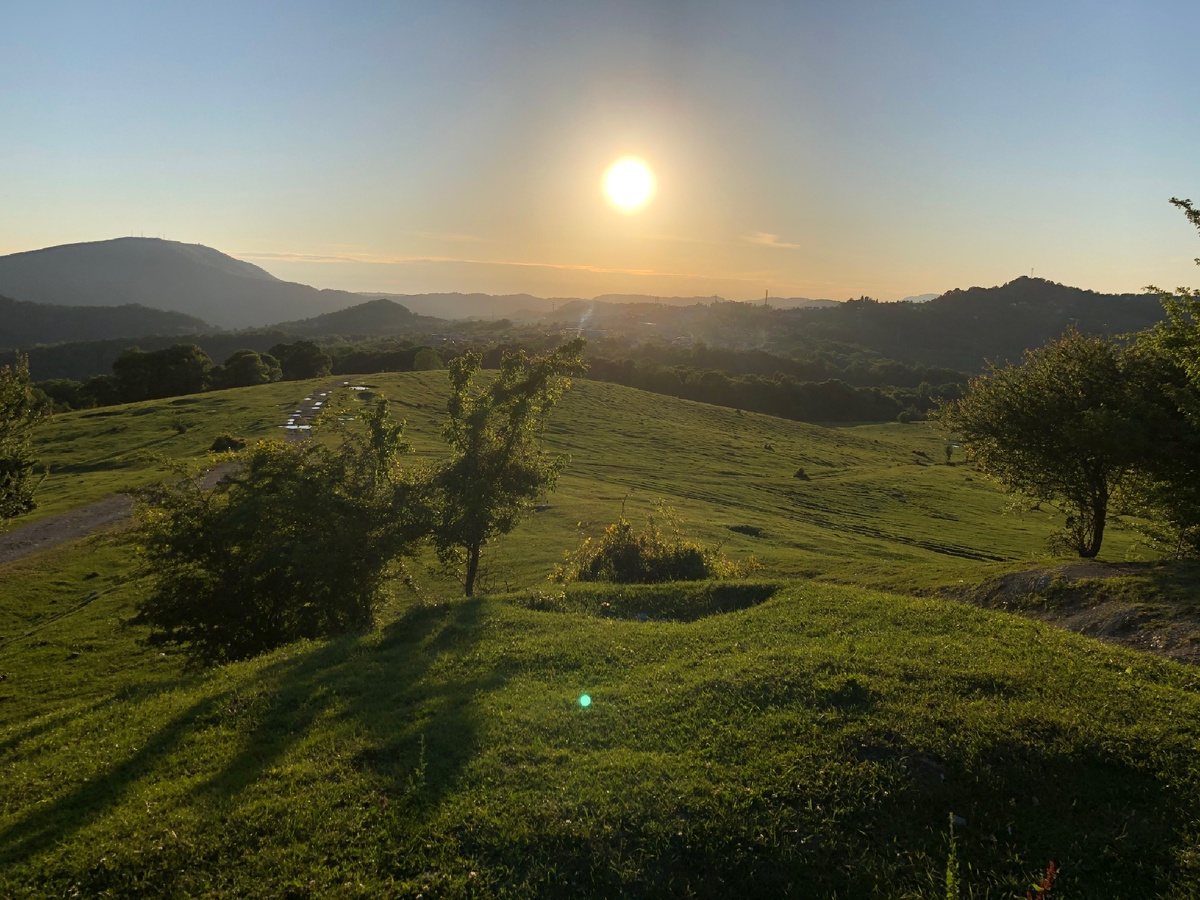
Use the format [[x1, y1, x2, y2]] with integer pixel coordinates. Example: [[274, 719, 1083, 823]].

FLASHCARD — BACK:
[[209, 434, 247, 453], [552, 506, 757, 584], [132, 398, 425, 662]]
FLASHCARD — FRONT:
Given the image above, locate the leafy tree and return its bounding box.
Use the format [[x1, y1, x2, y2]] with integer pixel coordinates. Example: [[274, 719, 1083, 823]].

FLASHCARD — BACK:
[[112, 344, 214, 402], [938, 330, 1151, 558], [81, 374, 122, 407], [0, 355, 46, 523], [433, 338, 586, 596], [214, 349, 282, 389], [412, 347, 443, 370], [133, 397, 423, 662], [1128, 197, 1200, 553], [269, 340, 333, 380]]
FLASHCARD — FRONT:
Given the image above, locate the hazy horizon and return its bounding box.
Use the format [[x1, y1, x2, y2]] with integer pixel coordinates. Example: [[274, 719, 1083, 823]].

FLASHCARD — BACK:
[[4, 2, 1199, 301]]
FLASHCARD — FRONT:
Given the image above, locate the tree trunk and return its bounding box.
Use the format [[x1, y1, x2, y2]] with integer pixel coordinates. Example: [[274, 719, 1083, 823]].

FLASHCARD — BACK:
[[1080, 494, 1107, 559], [464, 543, 481, 597]]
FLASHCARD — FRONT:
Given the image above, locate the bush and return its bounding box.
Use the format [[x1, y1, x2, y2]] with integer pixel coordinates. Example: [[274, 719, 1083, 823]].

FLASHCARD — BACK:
[[553, 506, 757, 584], [209, 434, 246, 453], [132, 398, 424, 662]]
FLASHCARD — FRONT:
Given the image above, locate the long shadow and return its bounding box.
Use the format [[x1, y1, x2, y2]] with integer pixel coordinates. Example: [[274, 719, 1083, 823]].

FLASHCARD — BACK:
[[0, 697, 116, 757], [0, 595, 503, 871], [193, 597, 500, 809], [0, 691, 230, 864], [0, 622, 382, 867]]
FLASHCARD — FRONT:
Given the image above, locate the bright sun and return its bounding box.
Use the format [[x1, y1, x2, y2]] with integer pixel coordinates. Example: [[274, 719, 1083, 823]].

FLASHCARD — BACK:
[[603, 157, 655, 213]]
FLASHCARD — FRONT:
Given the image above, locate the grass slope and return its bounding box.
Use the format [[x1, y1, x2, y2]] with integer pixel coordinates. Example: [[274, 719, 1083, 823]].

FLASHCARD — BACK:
[[2, 373, 1194, 897]]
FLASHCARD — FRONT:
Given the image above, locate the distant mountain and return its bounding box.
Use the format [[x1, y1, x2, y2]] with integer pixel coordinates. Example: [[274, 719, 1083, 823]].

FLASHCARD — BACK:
[[0, 238, 363, 328], [0, 294, 209, 348], [362, 292, 557, 320], [363, 291, 845, 320], [776, 276, 1166, 370], [765, 297, 841, 309], [271, 298, 447, 335], [897, 293, 939, 304]]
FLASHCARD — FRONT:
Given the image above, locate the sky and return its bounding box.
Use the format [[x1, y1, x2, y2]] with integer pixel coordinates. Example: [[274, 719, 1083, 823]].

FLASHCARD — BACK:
[[2, 0, 1199, 301]]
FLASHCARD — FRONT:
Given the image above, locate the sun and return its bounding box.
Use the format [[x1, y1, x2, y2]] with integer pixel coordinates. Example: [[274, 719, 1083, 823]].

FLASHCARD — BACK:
[[603, 157, 655, 213]]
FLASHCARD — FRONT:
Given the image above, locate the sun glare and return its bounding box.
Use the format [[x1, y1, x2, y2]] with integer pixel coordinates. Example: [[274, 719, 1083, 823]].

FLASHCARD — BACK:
[[603, 157, 655, 213]]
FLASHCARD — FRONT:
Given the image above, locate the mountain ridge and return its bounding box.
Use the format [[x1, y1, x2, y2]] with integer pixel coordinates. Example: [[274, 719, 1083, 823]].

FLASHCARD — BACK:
[[0, 294, 209, 349], [0, 238, 363, 329]]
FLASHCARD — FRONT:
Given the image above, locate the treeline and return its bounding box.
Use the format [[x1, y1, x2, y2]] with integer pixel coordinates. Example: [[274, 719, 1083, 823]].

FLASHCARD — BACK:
[[584, 355, 962, 423], [34, 339, 446, 411], [33, 330, 963, 426], [586, 338, 968, 389]]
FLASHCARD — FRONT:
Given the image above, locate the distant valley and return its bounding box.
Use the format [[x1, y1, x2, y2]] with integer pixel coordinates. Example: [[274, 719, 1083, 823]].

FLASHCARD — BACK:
[[0, 236, 1168, 383]]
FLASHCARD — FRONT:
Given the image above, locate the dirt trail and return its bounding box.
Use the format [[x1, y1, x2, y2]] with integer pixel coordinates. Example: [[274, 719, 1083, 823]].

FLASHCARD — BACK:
[[0, 381, 358, 567], [0, 463, 237, 567]]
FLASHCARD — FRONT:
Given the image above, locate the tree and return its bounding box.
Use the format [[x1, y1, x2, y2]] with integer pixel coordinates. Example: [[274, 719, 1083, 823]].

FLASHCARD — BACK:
[[1128, 197, 1200, 553], [133, 397, 423, 661], [432, 338, 586, 596], [0, 355, 46, 523], [938, 330, 1151, 558], [214, 349, 282, 389], [112, 344, 214, 402], [269, 341, 332, 381]]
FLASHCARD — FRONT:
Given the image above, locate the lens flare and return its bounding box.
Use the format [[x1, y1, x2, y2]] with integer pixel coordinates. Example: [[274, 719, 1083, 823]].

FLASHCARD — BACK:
[[579, 694, 592, 708]]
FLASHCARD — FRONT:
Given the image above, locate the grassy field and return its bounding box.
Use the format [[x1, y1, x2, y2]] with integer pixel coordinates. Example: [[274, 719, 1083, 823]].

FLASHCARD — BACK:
[[2, 373, 1197, 897], [23, 380, 319, 523]]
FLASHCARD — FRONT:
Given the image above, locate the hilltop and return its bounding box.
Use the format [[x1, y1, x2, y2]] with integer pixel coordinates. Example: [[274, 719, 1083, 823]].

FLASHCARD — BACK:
[[0, 238, 363, 329], [270, 297, 447, 336]]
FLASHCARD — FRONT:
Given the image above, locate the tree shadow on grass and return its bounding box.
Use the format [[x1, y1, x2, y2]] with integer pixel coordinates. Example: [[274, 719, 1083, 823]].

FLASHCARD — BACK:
[[0, 689, 232, 866], [0, 596, 501, 870], [194, 596, 499, 809]]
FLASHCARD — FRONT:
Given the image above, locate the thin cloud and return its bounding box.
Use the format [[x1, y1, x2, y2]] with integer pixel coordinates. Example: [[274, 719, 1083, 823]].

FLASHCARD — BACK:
[[744, 232, 801, 250], [408, 231, 487, 243], [238, 250, 656, 276], [236, 250, 773, 288], [644, 233, 717, 245]]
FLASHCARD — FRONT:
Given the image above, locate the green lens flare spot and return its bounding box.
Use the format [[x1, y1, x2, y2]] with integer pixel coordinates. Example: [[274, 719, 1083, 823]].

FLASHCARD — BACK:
[[579, 694, 592, 708]]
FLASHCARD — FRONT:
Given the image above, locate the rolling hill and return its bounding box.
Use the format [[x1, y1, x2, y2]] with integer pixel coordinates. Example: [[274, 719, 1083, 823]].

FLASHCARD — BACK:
[[0, 294, 208, 349], [0, 238, 363, 329], [269, 297, 447, 335], [1, 375, 1198, 896]]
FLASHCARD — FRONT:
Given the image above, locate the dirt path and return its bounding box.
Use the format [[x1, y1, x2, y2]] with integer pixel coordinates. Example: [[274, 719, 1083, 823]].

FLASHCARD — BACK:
[[0, 463, 237, 567], [0, 381, 354, 567]]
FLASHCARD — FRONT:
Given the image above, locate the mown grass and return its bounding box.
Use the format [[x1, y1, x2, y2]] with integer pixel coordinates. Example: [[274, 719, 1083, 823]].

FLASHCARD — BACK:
[[2, 373, 1195, 897]]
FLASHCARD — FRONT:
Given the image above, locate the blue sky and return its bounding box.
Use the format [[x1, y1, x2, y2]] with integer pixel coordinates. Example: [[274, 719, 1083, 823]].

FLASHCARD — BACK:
[[2, 1, 1198, 300]]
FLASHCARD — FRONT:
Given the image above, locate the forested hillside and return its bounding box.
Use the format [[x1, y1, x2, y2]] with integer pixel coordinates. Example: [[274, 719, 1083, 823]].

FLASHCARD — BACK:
[[0, 295, 208, 347]]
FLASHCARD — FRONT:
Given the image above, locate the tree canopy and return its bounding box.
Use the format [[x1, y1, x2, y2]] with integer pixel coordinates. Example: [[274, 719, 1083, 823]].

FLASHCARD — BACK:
[[112, 344, 214, 402], [133, 397, 423, 662], [938, 330, 1151, 557], [0, 355, 46, 523], [432, 338, 586, 596]]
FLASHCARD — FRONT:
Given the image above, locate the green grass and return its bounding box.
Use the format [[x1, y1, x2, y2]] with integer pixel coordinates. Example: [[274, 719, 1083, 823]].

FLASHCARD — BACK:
[[2, 557, 1198, 897], [22, 381, 329, 523], [2, 373, 1196, 897]]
